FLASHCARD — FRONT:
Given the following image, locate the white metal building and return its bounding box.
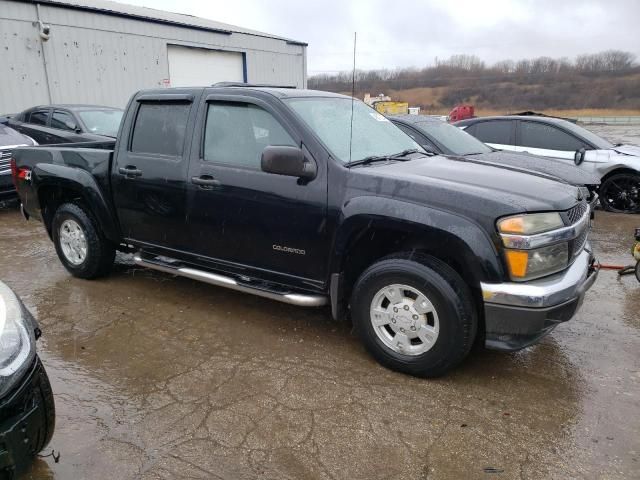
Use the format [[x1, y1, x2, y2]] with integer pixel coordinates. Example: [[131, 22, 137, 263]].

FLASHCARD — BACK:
[[0, 0, 308, 112]]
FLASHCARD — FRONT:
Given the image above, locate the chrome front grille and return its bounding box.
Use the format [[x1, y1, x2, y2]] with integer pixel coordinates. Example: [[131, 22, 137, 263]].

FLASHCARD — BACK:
[[565, 200, 590, 259], [566, 201, 588, 224], [0, 149, 11, 172]]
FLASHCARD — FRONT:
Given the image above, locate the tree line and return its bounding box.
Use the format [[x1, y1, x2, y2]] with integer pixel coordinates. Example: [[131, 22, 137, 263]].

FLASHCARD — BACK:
[[308, 50, 640, 111]]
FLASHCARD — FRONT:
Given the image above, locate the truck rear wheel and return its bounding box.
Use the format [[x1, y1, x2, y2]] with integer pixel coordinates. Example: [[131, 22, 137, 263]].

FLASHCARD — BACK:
[[52, 203, 115, 279], [351, 253, 477, 377]]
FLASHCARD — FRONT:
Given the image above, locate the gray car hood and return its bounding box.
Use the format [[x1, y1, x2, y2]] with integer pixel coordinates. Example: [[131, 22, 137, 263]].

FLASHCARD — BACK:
[[465, 150, 600, 186]]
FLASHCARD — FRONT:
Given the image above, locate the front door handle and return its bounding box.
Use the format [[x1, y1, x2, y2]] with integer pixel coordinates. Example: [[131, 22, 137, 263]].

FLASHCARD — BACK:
[[118, 166, 143, 178], [191, 175, 220, 188]]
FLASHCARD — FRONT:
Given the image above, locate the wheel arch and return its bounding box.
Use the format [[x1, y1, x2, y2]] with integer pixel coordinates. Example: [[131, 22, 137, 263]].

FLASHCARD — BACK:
[[34, 164, 120, 243], [600, 167, 640, 183], [329, 196, 504, 322]]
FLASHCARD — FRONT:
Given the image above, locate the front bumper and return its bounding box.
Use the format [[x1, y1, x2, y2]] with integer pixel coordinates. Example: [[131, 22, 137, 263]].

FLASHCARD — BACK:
[[481, 249, 599, 351], [0, 357, 55, 479]]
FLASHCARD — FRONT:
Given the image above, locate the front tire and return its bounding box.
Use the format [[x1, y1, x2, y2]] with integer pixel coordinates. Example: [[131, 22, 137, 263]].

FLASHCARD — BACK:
[[599, 173, 640, 213], [52, 203, 115, 279], [351, 253, 477, 377]]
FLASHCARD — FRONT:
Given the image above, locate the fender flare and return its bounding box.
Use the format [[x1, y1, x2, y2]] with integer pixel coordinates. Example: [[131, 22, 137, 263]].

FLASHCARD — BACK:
[[331, 196, 505, 284], [33, 162, 121, 244]]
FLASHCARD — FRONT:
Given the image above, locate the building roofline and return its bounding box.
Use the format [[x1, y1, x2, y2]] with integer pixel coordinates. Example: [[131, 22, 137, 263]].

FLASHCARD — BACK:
[[27, 0, 309, 46]]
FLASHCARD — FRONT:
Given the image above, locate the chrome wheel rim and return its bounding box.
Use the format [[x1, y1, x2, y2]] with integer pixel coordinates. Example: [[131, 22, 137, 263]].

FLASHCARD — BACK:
[[370, 284, 440, 356], [59, 219, 88, 265]]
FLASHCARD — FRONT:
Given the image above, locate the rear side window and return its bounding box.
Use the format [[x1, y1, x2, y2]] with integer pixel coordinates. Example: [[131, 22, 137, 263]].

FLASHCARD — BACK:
[[29, 109, 49, 126], [203, 102, 296, 168], [51, 111, 76, 131], [473, 121, 512, 145], [131, 103, 190, 156], [519, 121, 585, 151]]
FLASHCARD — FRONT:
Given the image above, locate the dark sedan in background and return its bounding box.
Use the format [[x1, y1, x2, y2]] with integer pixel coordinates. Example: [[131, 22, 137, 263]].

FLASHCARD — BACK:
[[391, 114, 600, 202], [4, 105, 123, 145], [0, 125, 36, 204]]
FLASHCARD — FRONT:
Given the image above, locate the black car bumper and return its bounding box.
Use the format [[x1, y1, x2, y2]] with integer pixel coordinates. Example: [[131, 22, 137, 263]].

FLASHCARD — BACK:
[[0, 174, 16, 202], [0, 357, 55, 480], [481, 249, 599, 351]]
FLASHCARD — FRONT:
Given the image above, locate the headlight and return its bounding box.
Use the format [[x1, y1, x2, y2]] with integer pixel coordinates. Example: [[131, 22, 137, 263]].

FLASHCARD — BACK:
[[498, 212, 563, 235], [0, 282, 36, 397], [504, 243, 569, 281], [497, 212, 570, 281]]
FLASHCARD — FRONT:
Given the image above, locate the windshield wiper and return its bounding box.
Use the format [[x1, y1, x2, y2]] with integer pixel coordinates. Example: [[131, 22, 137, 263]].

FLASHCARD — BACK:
[[347, 149, 424, 167], [347, 155, 390, 167], [388, 148, 421, 158]]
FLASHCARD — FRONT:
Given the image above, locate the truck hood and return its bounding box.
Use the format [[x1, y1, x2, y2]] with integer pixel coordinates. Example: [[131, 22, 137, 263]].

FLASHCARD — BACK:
[[348, 154, 581, 230], [613, 144, 640, 157], [465, 151, 600, 186]]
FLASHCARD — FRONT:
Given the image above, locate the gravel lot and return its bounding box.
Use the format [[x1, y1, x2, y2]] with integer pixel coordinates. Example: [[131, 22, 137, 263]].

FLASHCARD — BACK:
[[2, 124, 638, 480]]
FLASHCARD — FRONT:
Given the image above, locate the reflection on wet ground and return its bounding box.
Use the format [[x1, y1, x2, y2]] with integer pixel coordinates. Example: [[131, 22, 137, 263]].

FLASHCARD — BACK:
[[0, 206, 638, 479]]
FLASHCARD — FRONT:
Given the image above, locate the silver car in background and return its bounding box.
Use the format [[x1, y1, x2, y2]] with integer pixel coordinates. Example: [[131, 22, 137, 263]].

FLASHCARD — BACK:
[[454, 115, 640, 213]]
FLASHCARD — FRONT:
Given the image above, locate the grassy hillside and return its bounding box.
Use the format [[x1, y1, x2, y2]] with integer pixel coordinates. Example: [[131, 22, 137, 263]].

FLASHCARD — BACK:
[[310, 52, 640, 115]]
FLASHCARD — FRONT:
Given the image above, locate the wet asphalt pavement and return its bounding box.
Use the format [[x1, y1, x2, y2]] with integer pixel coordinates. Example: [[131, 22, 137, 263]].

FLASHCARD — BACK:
[[1, 121, 638, 480], [0, 209, 636, 480]]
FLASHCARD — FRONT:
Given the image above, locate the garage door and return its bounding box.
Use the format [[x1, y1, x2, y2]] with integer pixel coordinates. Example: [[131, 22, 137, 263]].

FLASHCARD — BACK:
[[167, 45, 244, 87]]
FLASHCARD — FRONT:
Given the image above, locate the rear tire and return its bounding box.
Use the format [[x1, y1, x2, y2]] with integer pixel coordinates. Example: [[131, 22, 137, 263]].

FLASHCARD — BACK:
[[351, 253, 477, 377], [52, 203, 115, 279], [599, 173, 640, 213]]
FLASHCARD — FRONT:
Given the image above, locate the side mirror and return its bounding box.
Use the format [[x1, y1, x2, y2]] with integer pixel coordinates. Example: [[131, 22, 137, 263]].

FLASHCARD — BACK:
[[261, 145, 316, 180], [574, 148, 586, 166], [64, 120, 78, 131]]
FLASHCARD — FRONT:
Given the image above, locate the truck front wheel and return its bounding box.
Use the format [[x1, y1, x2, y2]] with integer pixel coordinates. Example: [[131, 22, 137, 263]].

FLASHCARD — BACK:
[[52, 203, 115, 279], [351, 254, 477, 377]]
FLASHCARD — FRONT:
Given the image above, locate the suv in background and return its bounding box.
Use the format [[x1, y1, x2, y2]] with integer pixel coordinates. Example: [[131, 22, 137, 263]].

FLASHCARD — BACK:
[[6, 105, 123, 145], [0, 124, 36, 205], [454, 115, 640, 213]]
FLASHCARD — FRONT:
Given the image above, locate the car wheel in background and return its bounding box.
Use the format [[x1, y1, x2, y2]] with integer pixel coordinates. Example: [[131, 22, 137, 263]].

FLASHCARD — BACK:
[[351, 253, 477, 377], [599, 173, 640, 213], [52, 203, 115, 279]]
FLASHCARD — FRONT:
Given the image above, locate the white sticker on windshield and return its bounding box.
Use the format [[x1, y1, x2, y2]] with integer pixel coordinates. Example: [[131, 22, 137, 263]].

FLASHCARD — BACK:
[[369, 112, 390, 122]]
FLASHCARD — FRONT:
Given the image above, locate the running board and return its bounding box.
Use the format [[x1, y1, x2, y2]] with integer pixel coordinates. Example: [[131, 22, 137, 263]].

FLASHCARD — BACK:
[[133, 255, 328, 307]]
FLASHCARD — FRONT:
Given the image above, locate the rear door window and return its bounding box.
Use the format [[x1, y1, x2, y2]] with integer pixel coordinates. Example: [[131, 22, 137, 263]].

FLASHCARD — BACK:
[[131, 103, 191, 157], [29, 109, 49, 126], [473, 120, 513, 145], [519, 121, 585, 151]]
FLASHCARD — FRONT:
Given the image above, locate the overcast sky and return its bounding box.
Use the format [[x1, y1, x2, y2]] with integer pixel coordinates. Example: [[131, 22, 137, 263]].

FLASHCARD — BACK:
[[124, 0, 640, 75]]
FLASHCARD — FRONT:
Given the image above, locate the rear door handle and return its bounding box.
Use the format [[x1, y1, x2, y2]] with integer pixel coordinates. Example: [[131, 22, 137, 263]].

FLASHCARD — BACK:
[[191, 175, 220, 188], [118, 166, 143, 177]]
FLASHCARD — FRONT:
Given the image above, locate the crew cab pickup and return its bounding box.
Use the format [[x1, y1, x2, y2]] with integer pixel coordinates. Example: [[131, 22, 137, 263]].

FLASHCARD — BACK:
[[11, 85, 599, 377]]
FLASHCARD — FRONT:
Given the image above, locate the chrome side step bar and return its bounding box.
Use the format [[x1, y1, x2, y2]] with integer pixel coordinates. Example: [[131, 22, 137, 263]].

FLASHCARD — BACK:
[[133, 255, 328, 307]]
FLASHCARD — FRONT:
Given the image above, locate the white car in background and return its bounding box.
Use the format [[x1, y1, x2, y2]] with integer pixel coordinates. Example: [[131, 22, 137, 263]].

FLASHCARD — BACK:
[[454, 115, 640, 213]]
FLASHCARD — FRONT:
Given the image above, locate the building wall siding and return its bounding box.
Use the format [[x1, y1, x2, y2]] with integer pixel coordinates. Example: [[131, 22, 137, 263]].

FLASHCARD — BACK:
[[0, 0, 306, 112]]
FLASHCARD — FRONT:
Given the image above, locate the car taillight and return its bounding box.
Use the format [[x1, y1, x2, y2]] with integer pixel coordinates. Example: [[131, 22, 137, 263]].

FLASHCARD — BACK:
[[10, 158, 31, 185]]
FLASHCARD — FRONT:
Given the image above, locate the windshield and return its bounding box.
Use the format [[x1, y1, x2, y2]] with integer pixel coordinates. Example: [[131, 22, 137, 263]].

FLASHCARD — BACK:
[[558, 120, 614, 149], [284, 97, 423, 163], [418, 120, 491, 155], [77, 109, 124, 137]]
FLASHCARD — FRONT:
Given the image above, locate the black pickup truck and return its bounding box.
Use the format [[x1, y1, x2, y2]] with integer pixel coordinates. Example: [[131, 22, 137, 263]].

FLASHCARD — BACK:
[[11, 85, 598, 377]]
